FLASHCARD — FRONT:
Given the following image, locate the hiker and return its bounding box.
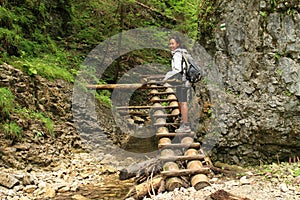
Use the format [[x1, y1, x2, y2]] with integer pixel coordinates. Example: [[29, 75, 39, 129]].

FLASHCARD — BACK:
[[163, 35, 191, 132]]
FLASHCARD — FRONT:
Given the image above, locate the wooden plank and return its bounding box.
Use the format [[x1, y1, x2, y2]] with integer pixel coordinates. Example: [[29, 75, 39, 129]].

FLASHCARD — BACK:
[[116, 105, 178, 110], [118, 110, 149, 116], [158, 142, 201, 149], [140, 75, 165, 79], [149, 91, 175, 95], [150, 99, 177, 103], [153, 113, 179, 118], [161, 168, 210, 177], [153, 122, 180, 126], [156, 132, 195, 138], [86, 84, 176, 90], [160, 155, 205, 162]]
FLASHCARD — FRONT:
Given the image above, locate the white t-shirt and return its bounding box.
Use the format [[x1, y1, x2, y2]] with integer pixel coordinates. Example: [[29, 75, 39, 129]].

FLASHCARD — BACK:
[[171, 48, 187, 73]]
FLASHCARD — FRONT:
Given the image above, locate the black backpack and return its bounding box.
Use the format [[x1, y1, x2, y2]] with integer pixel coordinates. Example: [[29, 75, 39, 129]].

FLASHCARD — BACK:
[[181, 52, 202, 84]]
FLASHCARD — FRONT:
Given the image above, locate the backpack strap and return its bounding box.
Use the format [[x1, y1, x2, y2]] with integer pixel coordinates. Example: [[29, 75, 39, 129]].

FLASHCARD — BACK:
[[180, 51, 189, 74]]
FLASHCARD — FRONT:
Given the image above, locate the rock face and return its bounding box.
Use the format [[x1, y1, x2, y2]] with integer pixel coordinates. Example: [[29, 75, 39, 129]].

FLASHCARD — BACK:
[[0, 63, 82, 168], [206, 0, 300, 165]]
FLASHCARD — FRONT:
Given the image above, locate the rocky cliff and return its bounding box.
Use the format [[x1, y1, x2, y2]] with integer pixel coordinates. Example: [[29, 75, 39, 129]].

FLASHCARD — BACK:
[[208, 0, 300, 165], [0, 63, 122, 169], [0, 63, 82, 168]]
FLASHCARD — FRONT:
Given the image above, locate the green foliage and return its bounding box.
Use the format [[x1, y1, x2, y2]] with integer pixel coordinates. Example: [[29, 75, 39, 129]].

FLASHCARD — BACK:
[[197, 0, 219, 45], [270, 0, 277, 7], [95, 90, 112, 108], [161, 102, 169, 106], [0, 2, 84, 81], [13, 55, 75, 82], [33, 113, 54, 136], [254, 162, 299, 184], [16, 108, 54, 136], [274, 52, 281, 60], [294, 168, 300, 177], [260, 11, 267, 17], [0, 87, 15, 118], [33, 130, 44, 141], [2, 121, 23, 140], [0, 0, 208, 85]]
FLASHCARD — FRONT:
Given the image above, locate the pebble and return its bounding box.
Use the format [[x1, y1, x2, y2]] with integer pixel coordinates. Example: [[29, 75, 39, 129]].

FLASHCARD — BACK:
[[279, 183, 289, 192], [0, 152, 299, 200]]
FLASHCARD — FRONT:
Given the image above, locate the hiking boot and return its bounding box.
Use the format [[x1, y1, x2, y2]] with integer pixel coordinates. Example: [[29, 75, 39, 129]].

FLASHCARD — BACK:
[[175, 124, 191, 133], [174, 116, 183, 124]]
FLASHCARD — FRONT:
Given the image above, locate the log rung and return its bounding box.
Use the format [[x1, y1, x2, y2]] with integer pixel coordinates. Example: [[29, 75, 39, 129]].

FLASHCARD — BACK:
[[153, 122, 180, 126], [115, 105, 178, 110], [156, 132, 195, 138], [140, 75, 165, 79], [160, 155, 205, 162], [161, 168, 210, 177], [149, 91, 175, 95], [86, 84, 176, 90], [150, 99, 178, 103], [158, 142, 201, 149], [153, 113, 179, 118]]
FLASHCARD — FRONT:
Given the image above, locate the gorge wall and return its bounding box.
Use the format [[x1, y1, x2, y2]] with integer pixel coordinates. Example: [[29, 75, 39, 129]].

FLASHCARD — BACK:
[[1, 0, 299, 169], [206, 0, 300, 165]]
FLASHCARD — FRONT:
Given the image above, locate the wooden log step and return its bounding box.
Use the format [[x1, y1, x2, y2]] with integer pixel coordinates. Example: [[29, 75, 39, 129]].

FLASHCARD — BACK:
[[151, 105, 179, 109], [153, 122, 180, 126], [158, 142, 201, 149], [115, 105, 178, 110], [150, 99, 178, 103], [161, 168, 210, 177], [118, 110, 149, 117], [87, 84, 176, 90], [156, 132, 195, 138], [140, 74, 165, 79], [190, 174, 211, 190], [153, 113, 179, 118], [149, 91, 175, 95], [147, 85, 176, 89], [147, 80, 182, 85], [160, 155, 205, 162]]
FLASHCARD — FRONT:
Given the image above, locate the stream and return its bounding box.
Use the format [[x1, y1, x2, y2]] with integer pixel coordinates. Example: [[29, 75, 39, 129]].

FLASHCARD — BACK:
[[52, 134, 159, 200]]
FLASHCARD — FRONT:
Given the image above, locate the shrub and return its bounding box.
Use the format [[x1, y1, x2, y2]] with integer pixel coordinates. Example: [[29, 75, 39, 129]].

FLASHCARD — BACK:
[[0, 87, 15, 118], [16, 108, 54, 136], [2, 121, 23, 140]]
